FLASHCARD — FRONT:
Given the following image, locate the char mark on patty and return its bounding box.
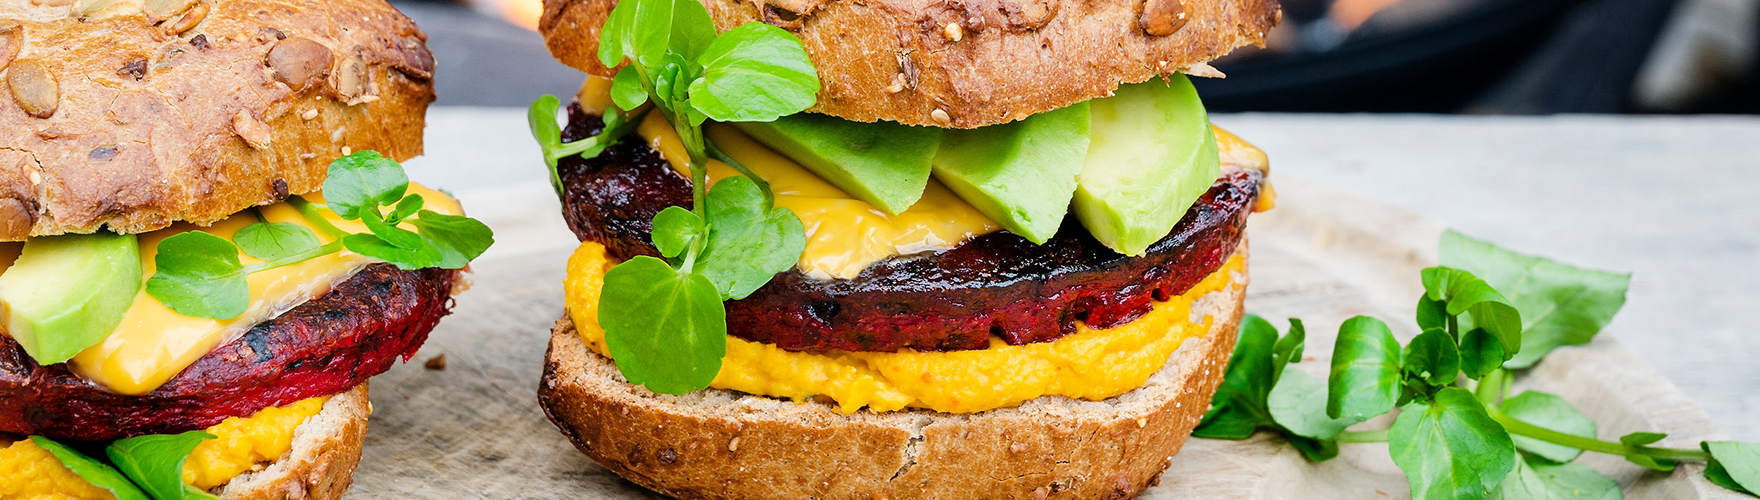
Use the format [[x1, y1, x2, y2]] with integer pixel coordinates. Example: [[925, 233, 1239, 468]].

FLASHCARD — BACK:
[[557, 104, 1257, 353]]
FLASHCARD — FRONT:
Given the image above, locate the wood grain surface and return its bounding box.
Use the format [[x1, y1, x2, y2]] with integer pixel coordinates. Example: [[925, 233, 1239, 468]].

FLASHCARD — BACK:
[[348, 172, 1740, 498]]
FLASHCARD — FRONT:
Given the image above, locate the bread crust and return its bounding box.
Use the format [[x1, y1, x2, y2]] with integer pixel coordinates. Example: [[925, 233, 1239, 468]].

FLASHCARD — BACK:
[[217, 384, 371, 500], [538, 252, 1247, 500], [540, 0, 1278, 128], [0, 0, 435, 239]]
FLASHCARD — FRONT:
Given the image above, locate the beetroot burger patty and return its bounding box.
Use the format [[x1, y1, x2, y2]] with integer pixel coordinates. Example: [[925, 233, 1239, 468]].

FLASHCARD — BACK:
[[557, 105, 1259, 352], [0, 264, 456, 442]]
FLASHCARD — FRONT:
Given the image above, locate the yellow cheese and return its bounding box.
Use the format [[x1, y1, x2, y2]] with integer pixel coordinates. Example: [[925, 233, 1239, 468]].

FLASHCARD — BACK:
[[633, 113, 999, 279], [62, 184, 464, 395], [0, 396, 329, 499], [565, 240, 1244, 414]]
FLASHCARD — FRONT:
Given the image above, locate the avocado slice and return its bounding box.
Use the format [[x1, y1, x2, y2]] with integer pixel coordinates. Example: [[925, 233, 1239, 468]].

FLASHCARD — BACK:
[[733, 114, 942, 215], [1072, 75, 1221, 256], [931, 102, 1090, 244], [0, 233, 143, 365]]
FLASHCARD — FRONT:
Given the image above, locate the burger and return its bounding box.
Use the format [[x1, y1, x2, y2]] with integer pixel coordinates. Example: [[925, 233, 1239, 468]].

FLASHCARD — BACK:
[[0, 1, 490, 499], [531, 0, 1277, 498]]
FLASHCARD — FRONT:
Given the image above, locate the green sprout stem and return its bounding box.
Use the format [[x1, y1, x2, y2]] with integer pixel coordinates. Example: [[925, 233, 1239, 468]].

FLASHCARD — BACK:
[[1476, 369, 1507, 406], [1486, 407, 1712, 462], [287, 196, 350, 241], [707, 141, 773, 200]]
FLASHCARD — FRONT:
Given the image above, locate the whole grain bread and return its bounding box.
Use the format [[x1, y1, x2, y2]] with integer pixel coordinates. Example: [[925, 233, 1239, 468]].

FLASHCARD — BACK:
[[216, 384, 372, 500], [0, 0, 435, 240], [538, 253, 1247, 500], [540, 0, 1278, 128]]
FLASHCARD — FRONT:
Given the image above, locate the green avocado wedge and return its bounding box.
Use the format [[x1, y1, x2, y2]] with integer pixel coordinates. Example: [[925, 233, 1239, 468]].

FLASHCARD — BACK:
[[733, 114, 942, 215], [0, 233, 143, 365], [931, 102, 1091, 244], [1072, 75, 1221, 256]]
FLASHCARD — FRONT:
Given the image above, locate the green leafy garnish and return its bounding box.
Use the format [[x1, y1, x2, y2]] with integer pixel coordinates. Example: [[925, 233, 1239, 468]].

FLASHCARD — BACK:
[[145, 151, 493, 319], [232, 221, 320, 262], [1328, 316, 1401, 421], [1500, 391, 1596, 463], [1196, 231, 1756, 499], [146, 231, 251, 319], [1389, 387, 1517, 500], [107, 431, 220, 500], [599, 255, 727, 393], [1195, 316, 1352, 462], [532, 0, 819, 394], [1491, 459, 1620, 500], [1439, 230, 1631, 368], [30, 436, 152, 500]]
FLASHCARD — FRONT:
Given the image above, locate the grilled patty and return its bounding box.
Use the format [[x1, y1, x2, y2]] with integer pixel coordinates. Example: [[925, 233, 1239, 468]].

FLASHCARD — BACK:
[[558, 105, 1257, 352], [0, 264, 455, 442]]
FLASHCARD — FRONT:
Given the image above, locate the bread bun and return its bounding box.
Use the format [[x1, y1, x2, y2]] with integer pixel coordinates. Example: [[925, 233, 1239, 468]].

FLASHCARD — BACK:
[[540, 0, 1278, 128], [537, 255, 1247, 500], [215, 384, 371, 500], [0, 0, 435, 240]]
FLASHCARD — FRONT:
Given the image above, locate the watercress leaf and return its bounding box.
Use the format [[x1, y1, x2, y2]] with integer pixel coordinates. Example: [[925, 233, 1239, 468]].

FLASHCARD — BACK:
[[107, 431, 217, 500], [1620, 432, 1667, 446], [408, 210, 495, 269], [1270, 369, 1361, 441], [1490, 458, 1622, 500], [689, 22, 820, 123], [1287, 433, 1341, 463], [1389, 388, 1518, 500], [29, 436, 152, 500], [1404, 328, 1461, 388], [599, 0, 716, 69], [323, 151, 408, 220], [595, 0, 638, 67], [651, 205, 704, 259], [1500, 391, 1597, 463], [1193, 314, 1280, 439], [599, 256, 727, 394], [1328, 316, 1402, 420], [527, 94, 564, 154], [362, 213, 425, 250], [146, 231, 249, 320], [1416, 296, 1449, 333], [1705, 441, 1760, 494], [1271, 318, 1306, 382], [697, 176, 807, 300], [1620, 433, 1679, 471], [1459, 327, 1506, 380], [342, 233, 442, 270], [611, 66, 650, 111], [232, 222, 320, 262], [386, 194, 424, 224], [1440, 230, 1632, 369], [1706, 459, 1748, 493], [1626, 454, 1677, 472], [1422, 266, 1523, 361]]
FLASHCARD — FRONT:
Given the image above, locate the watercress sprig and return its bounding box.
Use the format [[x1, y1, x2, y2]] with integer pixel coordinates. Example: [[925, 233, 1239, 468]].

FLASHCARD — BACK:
[[1197, 230, 1760, 499], [32, 431, 221, 500], [528, 0, 818, 394], [145, 151, 494, 319]]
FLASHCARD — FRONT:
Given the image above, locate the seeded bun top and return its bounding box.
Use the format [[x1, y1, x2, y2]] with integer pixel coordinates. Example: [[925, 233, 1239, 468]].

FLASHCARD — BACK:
[[0, 0, 435, 241], [540, 0, 1279, 129]]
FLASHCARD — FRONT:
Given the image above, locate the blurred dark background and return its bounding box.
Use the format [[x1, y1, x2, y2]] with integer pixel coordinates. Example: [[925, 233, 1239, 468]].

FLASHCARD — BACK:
[[389, 0, 1759, 114]]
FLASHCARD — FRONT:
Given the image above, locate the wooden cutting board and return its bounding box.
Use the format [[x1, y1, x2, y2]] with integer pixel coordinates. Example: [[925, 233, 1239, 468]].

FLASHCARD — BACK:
[[348, 177, 1739, 499]]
